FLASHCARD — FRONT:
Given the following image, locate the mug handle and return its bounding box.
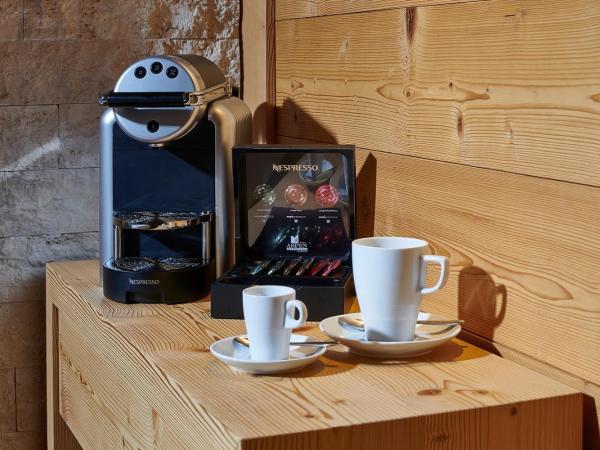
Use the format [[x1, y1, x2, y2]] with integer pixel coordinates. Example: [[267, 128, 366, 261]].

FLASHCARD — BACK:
[[420, 255, 449, 295], [284, 299, 308, 329]]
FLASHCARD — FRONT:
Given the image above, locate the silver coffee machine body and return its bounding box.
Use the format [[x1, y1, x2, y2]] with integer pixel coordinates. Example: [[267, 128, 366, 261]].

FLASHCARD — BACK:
[[99, 55, 251, 304]]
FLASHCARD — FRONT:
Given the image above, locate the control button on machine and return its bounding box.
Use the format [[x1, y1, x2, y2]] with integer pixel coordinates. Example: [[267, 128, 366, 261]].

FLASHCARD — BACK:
[[150, 62, 163, 74], [134, 66, 147, 79], [147, 121, 160, 133], [166, 66, 179, 79]]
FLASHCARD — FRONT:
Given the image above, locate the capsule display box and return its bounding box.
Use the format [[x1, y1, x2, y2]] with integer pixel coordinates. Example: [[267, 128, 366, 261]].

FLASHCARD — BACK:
[[211, 144, 357, 321]]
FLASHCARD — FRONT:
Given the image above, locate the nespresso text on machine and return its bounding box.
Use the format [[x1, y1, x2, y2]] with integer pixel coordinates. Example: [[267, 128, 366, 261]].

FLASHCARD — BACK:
[[98, 55, 251, 304]]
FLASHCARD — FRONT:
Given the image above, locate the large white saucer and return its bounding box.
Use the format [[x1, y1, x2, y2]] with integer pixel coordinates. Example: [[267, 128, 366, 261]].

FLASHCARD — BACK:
[[320, 312, 461, 358], [210, 333, 326, 375]]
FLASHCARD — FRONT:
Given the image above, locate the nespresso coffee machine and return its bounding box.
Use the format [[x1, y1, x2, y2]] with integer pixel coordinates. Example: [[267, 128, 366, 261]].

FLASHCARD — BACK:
[[98, 55, 251, 304]]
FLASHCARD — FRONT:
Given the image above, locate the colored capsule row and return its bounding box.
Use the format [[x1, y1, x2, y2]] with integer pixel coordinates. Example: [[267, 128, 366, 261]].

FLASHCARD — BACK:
[[247, 257, 344, 277], [254, 183, 341, 208]]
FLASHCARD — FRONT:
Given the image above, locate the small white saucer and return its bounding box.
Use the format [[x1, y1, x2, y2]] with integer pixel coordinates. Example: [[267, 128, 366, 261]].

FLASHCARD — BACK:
[[320, 312, 461, 358], [210, 334, 326, 375]]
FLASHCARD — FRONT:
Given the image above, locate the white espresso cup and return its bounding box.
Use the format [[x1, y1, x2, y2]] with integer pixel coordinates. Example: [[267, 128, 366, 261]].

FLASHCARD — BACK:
[[352, 237, 449, 342], [242, 285, 308, 361]]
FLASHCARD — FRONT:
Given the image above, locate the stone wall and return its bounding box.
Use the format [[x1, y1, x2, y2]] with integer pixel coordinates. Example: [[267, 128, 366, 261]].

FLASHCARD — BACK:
[[0, 1, 240, 448]]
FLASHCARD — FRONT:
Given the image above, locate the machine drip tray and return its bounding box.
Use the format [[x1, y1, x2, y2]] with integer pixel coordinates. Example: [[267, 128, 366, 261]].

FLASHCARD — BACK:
[[102, 257, 215, 304], [107, 256, 207, 273]]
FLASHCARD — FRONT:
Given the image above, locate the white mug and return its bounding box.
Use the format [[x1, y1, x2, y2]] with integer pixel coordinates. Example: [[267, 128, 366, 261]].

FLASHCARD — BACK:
[[352, 237, 449, 342], [242, 285, 308, 361]]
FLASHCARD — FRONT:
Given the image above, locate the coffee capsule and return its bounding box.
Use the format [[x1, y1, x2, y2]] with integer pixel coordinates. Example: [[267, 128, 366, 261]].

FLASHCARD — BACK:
[[295, 256, 316, 276], [267, 259, 287, 276], [322, 258, 342, 277], [310, 259, 330, 276], [284, 184, 308, 207], [315, 184, 340, 207], [254, 183, 276, 206], [283, 257, 302, 275], [249, 259, 272, 275]]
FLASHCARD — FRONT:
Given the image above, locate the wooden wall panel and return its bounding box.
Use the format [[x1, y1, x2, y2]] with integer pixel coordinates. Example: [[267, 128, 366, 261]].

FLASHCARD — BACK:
[[273, 0, 600, 442], [277, 137, 600, 385], [242, 0, 276, 143], [368, 150, 600, 385], [276, 0, 600, 186], [276, 0, 489, 20]]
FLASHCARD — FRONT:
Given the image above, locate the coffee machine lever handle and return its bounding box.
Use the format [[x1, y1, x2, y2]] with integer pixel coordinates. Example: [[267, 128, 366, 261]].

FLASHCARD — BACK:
[[98, 82, 232, 108]]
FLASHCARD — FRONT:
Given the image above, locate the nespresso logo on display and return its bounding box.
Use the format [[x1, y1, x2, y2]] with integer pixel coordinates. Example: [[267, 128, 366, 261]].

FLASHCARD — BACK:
[[129, 279, 160, 285], [272, 163, 318, 172]]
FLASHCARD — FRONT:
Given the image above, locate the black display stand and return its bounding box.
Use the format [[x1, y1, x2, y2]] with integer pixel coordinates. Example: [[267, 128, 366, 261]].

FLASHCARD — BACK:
[[211, 144, 356, 321]]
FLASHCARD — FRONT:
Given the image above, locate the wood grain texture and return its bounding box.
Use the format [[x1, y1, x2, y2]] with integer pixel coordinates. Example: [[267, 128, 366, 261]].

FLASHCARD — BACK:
[[275, 0, 489, 20], [275, 0, 600, 186], [461, 329, 600, 449], [280, 135, 600, 444], [278, 137, 600, 387], [242, 0, 276, 143], [46, 300, 81, 450], [274, 0, 600, 442], [59, 316, 155, 449], [47, 260, 582, 449]]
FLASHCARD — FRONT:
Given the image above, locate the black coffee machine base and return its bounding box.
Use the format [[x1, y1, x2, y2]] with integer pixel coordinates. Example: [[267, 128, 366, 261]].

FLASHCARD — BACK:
[[103, 259, 214, 304]]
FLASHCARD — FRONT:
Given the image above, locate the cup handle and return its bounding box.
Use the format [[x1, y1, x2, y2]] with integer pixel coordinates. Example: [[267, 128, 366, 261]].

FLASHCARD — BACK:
[[420, 255, 449, 295], [284, 299, 308, 329]]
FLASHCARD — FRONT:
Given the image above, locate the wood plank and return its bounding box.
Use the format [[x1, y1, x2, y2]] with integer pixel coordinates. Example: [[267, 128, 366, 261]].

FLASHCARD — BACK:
[[364, 148, 600, 385], [460, 329, 600, 448], [57, 313, 193, 449], [487, 395, 583, 450], [276, 0, 600, 186], [275, 0, 489, 20], [152, 344, 581, 449], [46, 296, 80, 450], [242, 408, 492, 450], [278, 136, 600, 387], [242, 0, 276, 143], [46, 263, 242, 450], [47, 260, 583, 449], [60, 344, 128, 450], [59, 314, 155, 449]]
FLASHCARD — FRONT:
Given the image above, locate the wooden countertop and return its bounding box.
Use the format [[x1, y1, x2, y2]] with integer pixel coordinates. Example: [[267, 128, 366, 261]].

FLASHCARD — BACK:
[[46, 260, 582, 449]]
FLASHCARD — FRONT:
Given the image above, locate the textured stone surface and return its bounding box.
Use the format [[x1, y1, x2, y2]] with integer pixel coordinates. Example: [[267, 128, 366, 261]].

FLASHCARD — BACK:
[[0, 168, 99, 238], [0, 368, 16, 433], [24, 0, 239, 40], [0, 106, 59, 171], [0, 431, 45, 450], [0, 233, 98, 303], [0, 302, 43, 369], [1, 2, 241, 444], [58, 104, 101, 168], [0, 40, 151, 105], [0, 0, 23, 40], [15, 367, 44, 432], [0, 39, 240, 105], [144, 0, 240, 39], [152, 38, 241, 85]]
